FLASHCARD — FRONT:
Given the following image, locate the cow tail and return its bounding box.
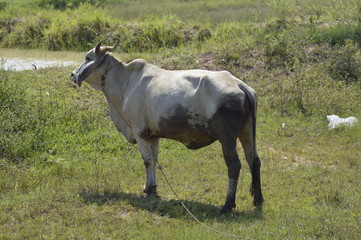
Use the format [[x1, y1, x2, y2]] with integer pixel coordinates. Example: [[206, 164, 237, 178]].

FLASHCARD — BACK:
[[238, 83, 258, 154]]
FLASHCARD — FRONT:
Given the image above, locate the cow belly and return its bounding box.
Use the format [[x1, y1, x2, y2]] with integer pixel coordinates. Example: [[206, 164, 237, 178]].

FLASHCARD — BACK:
[[139, 127, 215, 149], [139, 125, 216, 149], [172, 132, 216, 150]]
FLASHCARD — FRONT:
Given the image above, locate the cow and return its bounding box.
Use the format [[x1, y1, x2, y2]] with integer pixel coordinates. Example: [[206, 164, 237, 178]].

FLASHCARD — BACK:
[[70, 41, 263, 213]]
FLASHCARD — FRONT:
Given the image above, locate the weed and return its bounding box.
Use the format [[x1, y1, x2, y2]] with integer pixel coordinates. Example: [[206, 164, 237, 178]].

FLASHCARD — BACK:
[[310, 23, 361, 46], [37, 0, 107, 10], [317, 189, 348, 208], [196, 28, 212, 42], [0, 70, 45, 163], [3, 14, 50, 48], [267, 0, 297, 22], [43, 6, 111, 51], [120, 16, 187, 53], [330, 40, 361, 84], [0, 1, 7, 11], [264, 31, 299, 70]]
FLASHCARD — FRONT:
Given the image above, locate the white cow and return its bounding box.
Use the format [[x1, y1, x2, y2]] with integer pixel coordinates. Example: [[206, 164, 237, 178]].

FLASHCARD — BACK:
[[71, 41, 263, 213]]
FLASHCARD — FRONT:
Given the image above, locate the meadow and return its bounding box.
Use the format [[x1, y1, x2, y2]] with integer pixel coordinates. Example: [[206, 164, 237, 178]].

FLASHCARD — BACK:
[[1, 0, 361, 239]]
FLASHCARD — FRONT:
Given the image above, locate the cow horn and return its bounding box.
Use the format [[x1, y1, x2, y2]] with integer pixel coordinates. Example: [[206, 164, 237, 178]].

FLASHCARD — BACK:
[[95, 41, 102, 55], [111, 39, 120, 51]]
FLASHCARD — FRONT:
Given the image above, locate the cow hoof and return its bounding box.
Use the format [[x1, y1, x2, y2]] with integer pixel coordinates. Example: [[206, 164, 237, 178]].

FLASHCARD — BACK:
[[253, 193, 264, 207], [143, 185, 157, 195], [220, 203, 236, 214]]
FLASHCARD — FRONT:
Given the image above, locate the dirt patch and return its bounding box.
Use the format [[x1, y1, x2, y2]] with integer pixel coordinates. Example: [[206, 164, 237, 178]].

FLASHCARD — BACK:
[[196, 52, 221, 71]]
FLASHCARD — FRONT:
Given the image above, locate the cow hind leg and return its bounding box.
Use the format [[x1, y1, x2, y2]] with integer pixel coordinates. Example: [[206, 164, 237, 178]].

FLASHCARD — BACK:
[[250, 156, 263, 207], [239, 124, 263, 207], [220, 138, 241, 214], [210, 103, 244, 213]]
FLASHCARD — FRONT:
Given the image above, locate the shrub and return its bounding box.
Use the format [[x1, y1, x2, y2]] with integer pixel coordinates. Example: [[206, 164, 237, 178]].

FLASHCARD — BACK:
[[264, 32, 299, 70], [213, 23, 256, 71], [116, 16, 188, 53], [2, 14, 51, 48], [330, 40, 361, 84], [37, 0, 107, 10], [0, 1, 7, 11], [43, 7, 111, 51], [196, 28, 212, 42], [1, 9, 196, 52], [310, 22, 361, 46], [260, 60, 361, 117], [0, 70, 47, 163], [0, 67, 112, 164], [267, 0, 297, 22]]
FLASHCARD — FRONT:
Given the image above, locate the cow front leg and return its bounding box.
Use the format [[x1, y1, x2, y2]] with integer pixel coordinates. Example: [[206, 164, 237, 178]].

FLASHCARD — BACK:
[[143, 157, 157, 195], [136, 138, 159, 196]]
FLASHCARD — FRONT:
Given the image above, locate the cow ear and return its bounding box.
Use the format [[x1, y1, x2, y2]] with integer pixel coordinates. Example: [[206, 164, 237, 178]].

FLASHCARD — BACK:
[[111, 39, 120, 51], [95, 41, 102, 55]]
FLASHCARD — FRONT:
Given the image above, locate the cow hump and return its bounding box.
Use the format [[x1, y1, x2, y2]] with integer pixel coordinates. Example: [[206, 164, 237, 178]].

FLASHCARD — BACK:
[[126, 59, 147, 71]]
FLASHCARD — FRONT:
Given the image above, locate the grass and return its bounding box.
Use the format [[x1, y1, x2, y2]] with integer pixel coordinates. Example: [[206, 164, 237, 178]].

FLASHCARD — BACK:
[[106, 0, 273, 24], [1, 66, 360, 239], [1, 0, 360, 51], [1, 0, 361, 239]]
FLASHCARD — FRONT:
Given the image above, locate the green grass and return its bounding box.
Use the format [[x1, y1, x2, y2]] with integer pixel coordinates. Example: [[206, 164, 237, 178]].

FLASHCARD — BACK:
[[0, 67, 360, 239], [1, 0, 361, 239], [106, 0, 273, 24], [1, 0, 360, 51]]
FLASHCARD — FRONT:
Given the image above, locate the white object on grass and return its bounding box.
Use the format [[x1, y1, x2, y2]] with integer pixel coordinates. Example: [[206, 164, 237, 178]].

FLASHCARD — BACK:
[[327, 115, 358, 129]]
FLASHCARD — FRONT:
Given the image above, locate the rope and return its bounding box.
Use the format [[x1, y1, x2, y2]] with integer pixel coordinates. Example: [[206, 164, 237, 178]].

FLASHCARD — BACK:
[[156, 160, 247, 239]]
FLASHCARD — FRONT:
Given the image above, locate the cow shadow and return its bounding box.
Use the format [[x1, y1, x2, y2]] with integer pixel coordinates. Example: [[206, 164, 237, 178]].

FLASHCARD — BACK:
[[79, 190, 263, 223]]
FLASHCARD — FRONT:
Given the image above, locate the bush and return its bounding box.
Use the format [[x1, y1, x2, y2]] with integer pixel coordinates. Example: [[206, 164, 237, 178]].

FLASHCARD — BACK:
[[118, 16, 187, 53], [43, 6, 111, 51], [0, 1, 7, 11], [330, 40, 361, 84], [0, 9, 198, 52], [0, 70, 47, 163], [264, 32, 298, 69], [196, 28, 212, 42], [2, 14, 51, 48], [1, 5, 111, 51], [37, 0, 107, 10], [0, 67, 112, 164], [213, 23, 256, 71], [310, 22, 361, 46], [259, 65, 361, 117]]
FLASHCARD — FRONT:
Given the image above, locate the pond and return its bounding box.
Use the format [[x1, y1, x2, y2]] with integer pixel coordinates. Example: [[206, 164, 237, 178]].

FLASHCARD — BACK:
[[0, 48, 83, 71]]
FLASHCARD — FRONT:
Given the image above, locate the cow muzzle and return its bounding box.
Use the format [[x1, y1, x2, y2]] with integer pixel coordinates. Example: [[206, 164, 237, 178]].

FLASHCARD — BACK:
[[70, 72, 80, 86]]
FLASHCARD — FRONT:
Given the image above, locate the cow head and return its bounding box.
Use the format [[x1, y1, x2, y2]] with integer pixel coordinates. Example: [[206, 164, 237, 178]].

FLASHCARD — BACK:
[[71, 40, 120, 87]]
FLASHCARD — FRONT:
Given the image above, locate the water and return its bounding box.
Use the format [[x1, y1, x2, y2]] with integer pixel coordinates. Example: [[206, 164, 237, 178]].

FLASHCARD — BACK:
[[0, 48, 82, 71], [1, 57, 77, 71]]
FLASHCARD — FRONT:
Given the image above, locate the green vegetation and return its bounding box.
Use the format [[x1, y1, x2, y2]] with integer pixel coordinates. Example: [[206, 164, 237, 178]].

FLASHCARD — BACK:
[[37, 0, 107, 10], [1, 0, 361, 239]]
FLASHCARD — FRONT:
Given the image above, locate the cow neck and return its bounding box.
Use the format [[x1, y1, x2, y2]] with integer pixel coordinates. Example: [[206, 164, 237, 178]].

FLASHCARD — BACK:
[[102, 58, 128, 98], [100, 55, 123, 85], [100, 67, 133, 131]]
